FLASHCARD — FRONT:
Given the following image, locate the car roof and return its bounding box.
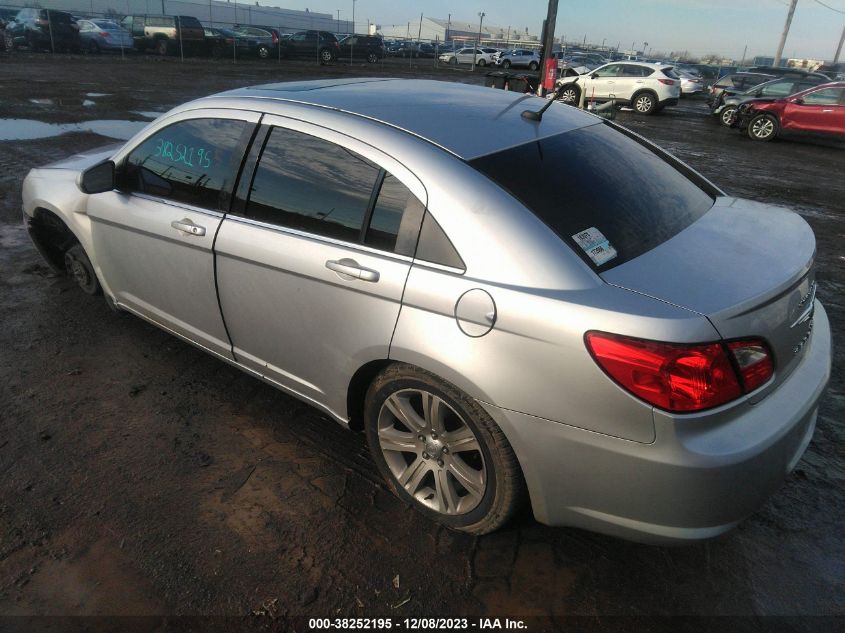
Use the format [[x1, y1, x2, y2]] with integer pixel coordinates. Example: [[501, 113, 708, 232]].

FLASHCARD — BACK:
[[209, 78, 598, 160]]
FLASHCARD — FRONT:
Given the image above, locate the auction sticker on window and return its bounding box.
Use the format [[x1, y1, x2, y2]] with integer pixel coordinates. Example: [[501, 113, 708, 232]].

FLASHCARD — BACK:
[[571, 227, 618, 266]]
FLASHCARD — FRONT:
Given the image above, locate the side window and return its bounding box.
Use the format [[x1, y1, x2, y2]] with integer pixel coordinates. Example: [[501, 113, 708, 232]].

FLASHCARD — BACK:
[[595, 64, 621, 78], [245, 127, 381, 242], [123, 118, 248, 211], [364, 174, 422, 256], [761, 81, 793, 97], [416, 212, 464, 270], [802, 88, 844, 105]]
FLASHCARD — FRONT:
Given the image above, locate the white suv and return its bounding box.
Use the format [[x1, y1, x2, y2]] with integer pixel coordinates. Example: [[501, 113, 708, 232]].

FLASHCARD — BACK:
[[439, 47, 495, 67], [555, 62, 681, 114]]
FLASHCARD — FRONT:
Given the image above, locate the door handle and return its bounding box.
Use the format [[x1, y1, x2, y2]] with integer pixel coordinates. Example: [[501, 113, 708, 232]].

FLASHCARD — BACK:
[[171, 218, 206, 236], [326, 259, 380, 282]]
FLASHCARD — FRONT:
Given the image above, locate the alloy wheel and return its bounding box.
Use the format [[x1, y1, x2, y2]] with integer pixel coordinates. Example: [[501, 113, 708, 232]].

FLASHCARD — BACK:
[[377, 389, 487, 515], [750, 116, 775, 140], [635, 94, 654, 113], [720, 107, 736, 126], [560, 87, 578, 104]]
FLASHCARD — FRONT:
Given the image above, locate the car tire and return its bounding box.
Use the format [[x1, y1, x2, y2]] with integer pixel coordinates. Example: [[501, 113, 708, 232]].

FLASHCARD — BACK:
[[632, 91, 658, 115], [64, 244, 101, 296], [477, 58, 486, 67], [558, 84, 580, 105], [720, 106, 737, 127], [450, 56, 457, 65], [747, 113, 778, 141], [87, 39, 99, 54], [4, 32, 14, 51], [364, 363, 524, 535], [502, 59, 511, 69], [319, 47, 333, 64], [528, 61, 538, 70], [257, 45, 270, 59], [366, 51, 378, 63], [155, 38, 168, 56]]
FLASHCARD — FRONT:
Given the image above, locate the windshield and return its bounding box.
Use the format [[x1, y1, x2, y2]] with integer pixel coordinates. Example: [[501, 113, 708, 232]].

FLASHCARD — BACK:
[[469, 123, 715, 271]]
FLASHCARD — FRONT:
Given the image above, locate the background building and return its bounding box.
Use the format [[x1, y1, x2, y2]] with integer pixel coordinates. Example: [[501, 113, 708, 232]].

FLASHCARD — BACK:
[[379, 15, 538, 46]]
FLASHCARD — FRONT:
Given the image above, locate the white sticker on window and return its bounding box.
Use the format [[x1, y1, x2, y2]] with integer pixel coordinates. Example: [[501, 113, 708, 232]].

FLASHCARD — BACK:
[[571, 227, 618, 266]]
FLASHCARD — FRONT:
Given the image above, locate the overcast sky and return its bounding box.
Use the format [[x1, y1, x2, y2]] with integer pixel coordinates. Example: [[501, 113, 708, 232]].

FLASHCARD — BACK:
[[268, 0, 845, 60]]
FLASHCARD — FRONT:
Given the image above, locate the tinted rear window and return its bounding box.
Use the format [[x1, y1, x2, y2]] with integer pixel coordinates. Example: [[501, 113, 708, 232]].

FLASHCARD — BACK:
[[469, 123, 714, 271]]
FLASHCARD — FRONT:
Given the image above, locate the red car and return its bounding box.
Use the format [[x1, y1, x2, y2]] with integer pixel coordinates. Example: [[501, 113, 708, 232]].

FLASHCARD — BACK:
[[735, 82, 845, 141]]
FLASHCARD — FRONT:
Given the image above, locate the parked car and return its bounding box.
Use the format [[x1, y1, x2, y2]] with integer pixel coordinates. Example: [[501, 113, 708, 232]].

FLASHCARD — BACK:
[[677, 70, 705, 96], [205, 27, 273, 59], [21, 79, 830, 543], [119, 14, 205, 56], [706, 72, 777, 107], [0, 7, 19, 51], [439, 46, 495, 67], [735, 82, 845, 141], [337, 34, 384, 63], [713, 76, 830, 127], [495, 48, 540, 70], [230, 25, 277, 58], [77, 19, 133, 54], [556, 61, 681, 114], [279, 30, 338, 63], [4, 8, 81, 53], [417, 42, 437, 58]]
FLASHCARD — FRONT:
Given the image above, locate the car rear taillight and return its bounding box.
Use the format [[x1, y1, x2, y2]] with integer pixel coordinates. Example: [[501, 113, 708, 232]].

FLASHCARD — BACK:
[[225, 37, 234, 44], [99, 31, 110, 38], [727, 340, 774, 392], [272, 32, 278, 44], [658, 78, 676, 86], [584, 332, 773, 413]]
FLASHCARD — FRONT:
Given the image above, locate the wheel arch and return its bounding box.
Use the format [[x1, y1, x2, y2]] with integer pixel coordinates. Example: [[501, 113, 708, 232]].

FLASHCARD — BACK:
[[26, 207, 81, 273]]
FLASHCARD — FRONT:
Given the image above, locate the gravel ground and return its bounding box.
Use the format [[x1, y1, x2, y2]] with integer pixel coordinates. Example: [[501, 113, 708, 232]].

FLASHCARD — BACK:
[[0, 53, 843, 630]]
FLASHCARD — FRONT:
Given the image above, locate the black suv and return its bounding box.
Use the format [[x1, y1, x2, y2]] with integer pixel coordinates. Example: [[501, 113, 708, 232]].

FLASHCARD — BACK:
[[4, 9, 81, 53], [279, 30, 339, 64], [120, 14, 204, 56], [337, 34, 384, 63]]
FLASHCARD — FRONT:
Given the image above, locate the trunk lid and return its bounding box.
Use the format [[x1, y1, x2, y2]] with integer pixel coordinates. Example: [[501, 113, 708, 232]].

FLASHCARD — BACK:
[[602, 197, 817, 392]]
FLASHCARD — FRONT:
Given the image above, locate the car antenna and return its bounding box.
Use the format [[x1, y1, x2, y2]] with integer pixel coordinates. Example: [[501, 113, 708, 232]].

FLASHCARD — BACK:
[[521, 79, 572, 122]]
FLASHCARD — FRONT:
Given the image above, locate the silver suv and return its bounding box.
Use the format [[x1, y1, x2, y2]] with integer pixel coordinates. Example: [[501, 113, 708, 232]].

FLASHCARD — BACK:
[[22, 79, 830, 542]]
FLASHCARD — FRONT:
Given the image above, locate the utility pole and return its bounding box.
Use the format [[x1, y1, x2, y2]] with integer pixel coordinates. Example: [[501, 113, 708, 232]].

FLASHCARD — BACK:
[[774, 0, 798, 68], [350, 0, 355, 65], [834, 24, 845, 64], [446, 13, 450, 43], [336, 9, 341, 34], [538, 0, 559, 96], [472, 11, 485, 71], [739, 43, 747, 68]]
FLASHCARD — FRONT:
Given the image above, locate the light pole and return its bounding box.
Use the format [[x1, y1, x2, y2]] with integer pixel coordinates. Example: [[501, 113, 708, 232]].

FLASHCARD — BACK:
[[472, 11, 485, 71], [336, 9, 341, 34], [446, 13, 451, 43], [350, 0, 356, 65]]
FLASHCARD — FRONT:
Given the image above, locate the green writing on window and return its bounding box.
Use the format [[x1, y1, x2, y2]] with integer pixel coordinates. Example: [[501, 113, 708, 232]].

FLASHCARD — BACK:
[[153, 138, 213, 169]]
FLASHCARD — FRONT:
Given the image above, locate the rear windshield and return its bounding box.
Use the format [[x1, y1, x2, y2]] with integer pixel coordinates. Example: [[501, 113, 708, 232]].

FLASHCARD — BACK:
[[469, 122, 715, 271]]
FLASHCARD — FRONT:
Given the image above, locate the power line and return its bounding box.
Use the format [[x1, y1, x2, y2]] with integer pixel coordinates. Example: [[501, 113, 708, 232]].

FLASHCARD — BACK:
[[812, 0, 845, 14]]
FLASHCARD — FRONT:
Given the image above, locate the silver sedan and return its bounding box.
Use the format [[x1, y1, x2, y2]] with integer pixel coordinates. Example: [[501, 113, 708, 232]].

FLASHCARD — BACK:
[[22, 79, 831, 543]]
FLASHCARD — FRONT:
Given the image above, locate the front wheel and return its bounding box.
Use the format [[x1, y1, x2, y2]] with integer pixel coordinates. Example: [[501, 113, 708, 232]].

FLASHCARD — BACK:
[[154, 38, 168, 56], [632, 91, 658, 115], [257, 45, 270, 59], [366, 52, 378, 63], [501, 59, 511, 69], [365, 364, 524, 535], [64, 244, 101, 296], [747, 113, 778, 141], [528, 61, 538, 70], [558, 84, 580, 105], [449, 56, 457, 65], [719, 106, 737, 127], [319, 47, 333, 64], [477, 58, 486, 67], [5, 32, 15, 51]]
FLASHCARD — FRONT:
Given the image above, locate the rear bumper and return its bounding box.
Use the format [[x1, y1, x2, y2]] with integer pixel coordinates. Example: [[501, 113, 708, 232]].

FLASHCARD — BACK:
[[482, 301, 831, 545]]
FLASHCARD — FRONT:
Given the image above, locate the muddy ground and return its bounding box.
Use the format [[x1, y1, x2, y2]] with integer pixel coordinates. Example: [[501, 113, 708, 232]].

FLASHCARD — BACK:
[[0, 54, 843, 630]]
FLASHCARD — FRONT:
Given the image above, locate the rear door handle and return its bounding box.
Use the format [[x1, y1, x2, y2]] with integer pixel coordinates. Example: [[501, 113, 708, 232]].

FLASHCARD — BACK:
[[171, 218, 206, 236], [326, 259, 380, 282]]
